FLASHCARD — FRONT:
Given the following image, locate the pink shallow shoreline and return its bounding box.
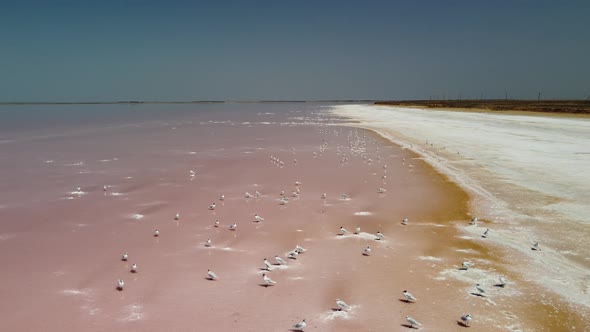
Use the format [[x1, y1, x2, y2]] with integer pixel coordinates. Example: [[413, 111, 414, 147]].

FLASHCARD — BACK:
[[0, 108, 582, 331]]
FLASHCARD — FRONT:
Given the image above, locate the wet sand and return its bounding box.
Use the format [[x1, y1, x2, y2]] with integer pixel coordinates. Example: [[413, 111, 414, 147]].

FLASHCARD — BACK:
[[0, 103, 587, 331]]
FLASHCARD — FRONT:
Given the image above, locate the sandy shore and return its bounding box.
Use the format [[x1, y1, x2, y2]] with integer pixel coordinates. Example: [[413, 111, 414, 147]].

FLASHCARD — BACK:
[[0, 103, 587, 331]]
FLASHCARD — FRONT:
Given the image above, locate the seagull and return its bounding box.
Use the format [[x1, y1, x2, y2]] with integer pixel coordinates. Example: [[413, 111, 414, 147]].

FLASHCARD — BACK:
[[291, 191, 299, 198], [403, 290, 417, 302], [262, 273, 276, 286], [292, 319, 307, 331], [208, 203, 216, 210], [295, 244, 306, 253], [174, 212, 180, 220], [117, 279, 124, 291], [295, 181, 301, 186], [219, 194, 225, 201], [401, 218, 409, 225], [207, 269, 218, 280], [460, 314, 472, 327], [339, 226, 349, 235], [275, 255, 286, 265], [76, 186, 82, 193], [130, 263, 137, 273], [341, 193, 350, 200], [245, 192, 253, 198], [321, 193, 327, 199], [354, 226, 360, 234], [213, 220, 220, 227], [375, 231, 385, 240], [287, 251, 298, 259], [532, 242, 541, 251], [336, 298, 351, 311], [189, 170, 196, 177], [482, 228, 489, 238], [280, 190, 285, 196], [461, 261, 473, 270], [103, 185, 107, 192], [469, 217, 478, 225], [121, 252, 128, 261], [255, 191, 262, 198], [497, 276, 507, 287], [254, 214, 264, 223], [279, 198, 288, 205], [362, 246, 371, 256], [475, 283, 486, 296], [263, 258, 273, 271], [205, 239, 212, 247], [153, 229, 160, 237], [406, 315, 421, 328], [378, 188, 387, 193], [229, 223, 237, 231]]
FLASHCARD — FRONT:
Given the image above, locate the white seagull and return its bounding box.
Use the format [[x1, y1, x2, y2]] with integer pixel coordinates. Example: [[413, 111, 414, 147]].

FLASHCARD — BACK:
[[153, 229, 160, 237], [213, 220, 220, 227], [378, 188, 387, 193], [321, 193, 327, 199], [189, 170, 196, 177], [219, 194, 225, 201], [279, 198, 288, 205], [341, 193, 350, 200], [401, 218, 409, 225], [287, 251, 298, 259], [245, 192, 253, 198], [406, 315, 421, 328], [117, 279, 124, 291], [403, 290, 417, 302], [354, 226, 361, 234], [229, 223, 237, 231], [532, 242, 541, 251], [295, 245, 306, 254], [130, 263, 137, 273], [255, 191, 262, 198], [254, 214, 264, 223], [208, 203, 216, 210], [174, 212, 180, 220], [362, 246, 371, 256], [336, 298, 351, 311], [292, 319, 307, 331], [103, 185, 107, 192], [275, 255, 286, 265], [263, 258, 273, 271], [461, 261, 473, 270], [339, 226, 349, 235], [207, 269, 219, 280], [121, 252, 128, 261], [469, 217, 478, 225], [460, 314, 472, 327], [205, 239, 212, 247], [375, 231, 385, 240], [295, 181, 301, 186], [262, 273, 276, 286]]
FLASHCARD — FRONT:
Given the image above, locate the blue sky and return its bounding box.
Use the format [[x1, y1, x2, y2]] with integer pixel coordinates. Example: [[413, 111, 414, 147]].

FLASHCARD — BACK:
[[1, 0, 589, 101]]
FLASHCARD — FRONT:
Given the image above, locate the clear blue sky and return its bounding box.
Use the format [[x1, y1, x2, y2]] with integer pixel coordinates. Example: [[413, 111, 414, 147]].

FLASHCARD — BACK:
[[1, 0, 589, 102]]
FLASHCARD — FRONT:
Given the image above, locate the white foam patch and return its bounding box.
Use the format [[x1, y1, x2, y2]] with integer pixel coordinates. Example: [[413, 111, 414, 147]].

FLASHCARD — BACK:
[[65, 161, 85, 166], [131, 214, 144, 220], [119, 303, 144, 322], [417, 256, 443, 262], [333, 232, 384, 242], [110, 192, 124, 196], [62, 289, 86, 296], [0, 233, 16, 241], [455, 248, 480, 254], [354, 211, 372, 216], [321, 305, 358, 321]]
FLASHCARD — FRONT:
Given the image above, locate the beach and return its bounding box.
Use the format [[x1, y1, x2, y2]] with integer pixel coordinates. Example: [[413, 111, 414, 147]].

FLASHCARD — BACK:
[[0, 102, 588, 331]]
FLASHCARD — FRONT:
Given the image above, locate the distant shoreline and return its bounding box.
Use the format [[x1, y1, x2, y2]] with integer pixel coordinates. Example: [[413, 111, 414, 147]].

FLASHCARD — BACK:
[[0, 100, 376, 106], [375, 99, 590, 115]]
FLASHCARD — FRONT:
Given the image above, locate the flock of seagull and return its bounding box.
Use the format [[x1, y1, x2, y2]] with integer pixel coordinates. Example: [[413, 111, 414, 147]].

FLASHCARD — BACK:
[[79, 128, 540, 331]]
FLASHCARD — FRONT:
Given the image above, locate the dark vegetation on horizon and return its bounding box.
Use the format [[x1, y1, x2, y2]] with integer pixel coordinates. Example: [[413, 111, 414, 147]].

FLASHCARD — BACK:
[[375, 99, 590, 114]]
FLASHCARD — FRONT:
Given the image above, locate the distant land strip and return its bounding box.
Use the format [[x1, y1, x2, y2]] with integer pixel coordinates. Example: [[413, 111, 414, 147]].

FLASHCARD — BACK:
[[0, 100, 376, 105], [375, 99, 590, 115]]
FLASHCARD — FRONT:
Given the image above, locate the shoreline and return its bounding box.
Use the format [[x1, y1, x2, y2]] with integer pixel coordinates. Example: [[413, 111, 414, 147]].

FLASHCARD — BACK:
[[374, 100, 590, 116], [331, 105, 590, 330]]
